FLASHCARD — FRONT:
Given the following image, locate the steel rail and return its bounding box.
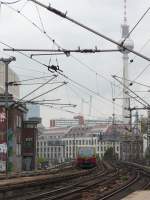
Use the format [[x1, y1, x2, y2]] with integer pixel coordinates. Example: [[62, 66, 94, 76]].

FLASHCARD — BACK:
[[25, 165, 117, 200]]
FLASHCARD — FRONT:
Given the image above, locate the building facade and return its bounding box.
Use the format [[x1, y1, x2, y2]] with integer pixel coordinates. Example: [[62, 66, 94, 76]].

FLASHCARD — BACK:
[[37, 127, 67, 167], [37, 124, 121, 167], [62, 125, 120, 160], [0, 62, 20, 98], [49, 118, 116, 128], [120, 135, 143, 161], [22, 120, 39, 171], [0, 95, 27, 172]]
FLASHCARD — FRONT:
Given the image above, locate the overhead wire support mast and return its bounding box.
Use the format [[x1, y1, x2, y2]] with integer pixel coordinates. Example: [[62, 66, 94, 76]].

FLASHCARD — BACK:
[[29, 0, 150, 62]]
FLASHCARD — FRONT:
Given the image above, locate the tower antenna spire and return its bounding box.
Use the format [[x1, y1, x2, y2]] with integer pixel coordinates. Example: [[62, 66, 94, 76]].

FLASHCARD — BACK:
[[124, 0, 127, 24]]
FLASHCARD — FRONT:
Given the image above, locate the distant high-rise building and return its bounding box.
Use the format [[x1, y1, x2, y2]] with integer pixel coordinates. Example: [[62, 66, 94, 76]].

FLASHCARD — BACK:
[[26, 104, 40, 119], [49, 117, 115, 128]]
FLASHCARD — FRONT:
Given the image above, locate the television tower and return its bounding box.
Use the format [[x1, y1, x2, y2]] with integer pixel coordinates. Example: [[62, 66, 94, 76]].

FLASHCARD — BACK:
[[118, 0, 134, 124]]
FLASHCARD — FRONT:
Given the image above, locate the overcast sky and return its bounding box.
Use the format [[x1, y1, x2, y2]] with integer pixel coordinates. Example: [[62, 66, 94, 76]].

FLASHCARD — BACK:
[[0, 0, 150, 126]]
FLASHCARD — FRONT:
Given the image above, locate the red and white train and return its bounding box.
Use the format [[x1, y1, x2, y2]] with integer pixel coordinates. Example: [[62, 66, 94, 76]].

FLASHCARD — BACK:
[[76, 147, 96, 169]]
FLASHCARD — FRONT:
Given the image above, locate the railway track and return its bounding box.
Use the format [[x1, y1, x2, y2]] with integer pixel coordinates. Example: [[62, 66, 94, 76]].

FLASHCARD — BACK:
[[4, 161, 105, 200], [24, 162, 150, 200], [0, 163, 103, 200], [4, 161, 149, 200], [16, 162, 117, 200], [96, 170, 150, 200], [0, 163, 74, 180]]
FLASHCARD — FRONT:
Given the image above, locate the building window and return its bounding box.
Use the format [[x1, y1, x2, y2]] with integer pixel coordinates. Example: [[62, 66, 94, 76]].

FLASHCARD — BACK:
[[117, 146, 119, 152], [101, 146, 103, 151], [16, 143, 21, 156], [16, 115, 22, 128]]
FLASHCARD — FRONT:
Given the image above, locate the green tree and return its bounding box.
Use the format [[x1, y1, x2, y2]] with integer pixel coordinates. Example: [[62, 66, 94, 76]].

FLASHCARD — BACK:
[[37, 157, 48, 168]]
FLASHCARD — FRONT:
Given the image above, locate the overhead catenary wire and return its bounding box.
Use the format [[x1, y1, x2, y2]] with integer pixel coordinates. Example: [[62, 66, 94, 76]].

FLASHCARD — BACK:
[[133, 63, 150, 81], [0, 0, 23, 4], [2, 0, 150, 111], [4, 3, 63, 49], [34, 3, 46, 34], [0, 1, 125, 119], [2, 0, 146, 94], [0, 3, 124, 112], [29, 0, 150, 62], [10, 64, 48, 75], [58, 71, 122, 109], [70, 54, 122, 91], [30, 99, 61, 102], [112, 75, 150, 108], [11, 81, 64, 86], [26, 81, 67, 103], [129, 38, 150, 64], [13, 81, 67, 109], [0, 37, 123, 111], [3, 2, 122, 91], [9, 74, 57, 84], [115, 75, 150, 89], [67, 84, 116, 116], [16, 74, 57, 103], [122, 6, 150, 45]]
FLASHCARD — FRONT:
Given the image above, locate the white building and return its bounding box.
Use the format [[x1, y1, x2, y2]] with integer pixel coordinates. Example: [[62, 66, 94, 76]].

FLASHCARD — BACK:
[[62, 125, 120, 160], [37, 127, 67, 166], [37, 124, 121, 166]]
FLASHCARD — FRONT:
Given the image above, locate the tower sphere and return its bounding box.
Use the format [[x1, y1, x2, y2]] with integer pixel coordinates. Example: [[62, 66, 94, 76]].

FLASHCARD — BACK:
[[118, 38, 134, 54]]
